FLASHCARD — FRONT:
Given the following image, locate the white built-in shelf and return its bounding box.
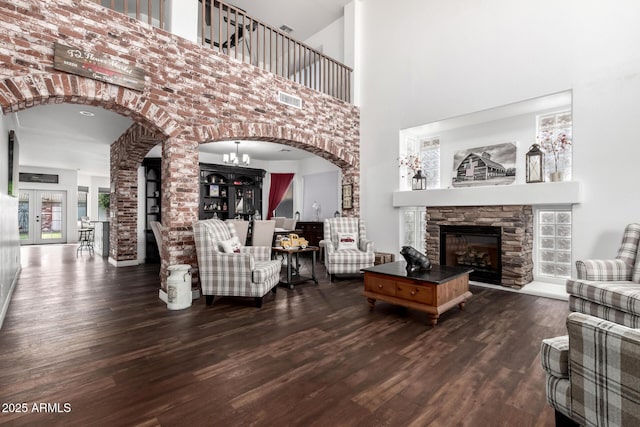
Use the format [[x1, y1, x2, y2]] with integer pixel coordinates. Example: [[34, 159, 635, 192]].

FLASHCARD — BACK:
[[393, 181, 581, 207]]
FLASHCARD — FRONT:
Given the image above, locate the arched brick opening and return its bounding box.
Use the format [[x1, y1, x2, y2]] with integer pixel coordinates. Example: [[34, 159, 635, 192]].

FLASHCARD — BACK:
[[197, 122, 361, 216], [0, 74, 179, 265]]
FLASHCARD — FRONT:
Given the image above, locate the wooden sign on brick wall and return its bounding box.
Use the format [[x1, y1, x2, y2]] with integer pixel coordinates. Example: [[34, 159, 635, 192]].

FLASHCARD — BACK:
[[53, 42, 146, 91]]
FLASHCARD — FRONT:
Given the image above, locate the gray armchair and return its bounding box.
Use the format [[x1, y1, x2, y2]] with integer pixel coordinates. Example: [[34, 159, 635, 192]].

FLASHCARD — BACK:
[[193, 219, 281, 307], [567, 223, 640, 327], [541, 312, 640, 426]]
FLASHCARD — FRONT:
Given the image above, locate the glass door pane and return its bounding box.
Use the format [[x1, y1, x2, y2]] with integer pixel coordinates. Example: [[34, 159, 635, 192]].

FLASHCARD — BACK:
[[38, 191, 65, 243], [18, 191, 32, 244]]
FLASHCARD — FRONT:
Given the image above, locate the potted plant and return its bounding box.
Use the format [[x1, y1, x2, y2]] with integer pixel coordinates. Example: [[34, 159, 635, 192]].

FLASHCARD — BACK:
[[537, 131, 571, 181]]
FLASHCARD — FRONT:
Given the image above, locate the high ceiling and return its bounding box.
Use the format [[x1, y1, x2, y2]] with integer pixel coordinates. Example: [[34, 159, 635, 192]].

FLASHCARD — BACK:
[[12, 0, 352, 177]]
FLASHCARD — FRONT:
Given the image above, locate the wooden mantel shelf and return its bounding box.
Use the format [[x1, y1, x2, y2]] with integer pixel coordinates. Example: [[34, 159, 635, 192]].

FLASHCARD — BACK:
[[392, 181, 581, 207]]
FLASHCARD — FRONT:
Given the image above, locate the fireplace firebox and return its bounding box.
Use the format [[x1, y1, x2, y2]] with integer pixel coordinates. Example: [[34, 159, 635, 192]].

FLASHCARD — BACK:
[[440, 225, 502, 285]]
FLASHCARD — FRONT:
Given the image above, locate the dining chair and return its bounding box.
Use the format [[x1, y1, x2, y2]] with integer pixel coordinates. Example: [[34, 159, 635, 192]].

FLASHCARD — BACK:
[[272, 217, 286, 229], [251, 220, 276, 247], [282, 218, 297, 231], [225, 219, 249, 246]]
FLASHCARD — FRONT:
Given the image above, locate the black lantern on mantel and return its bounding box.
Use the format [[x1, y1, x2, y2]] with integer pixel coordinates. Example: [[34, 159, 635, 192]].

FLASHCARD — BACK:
[[412, 170, 427, 190], [526, 144, 544, 183]]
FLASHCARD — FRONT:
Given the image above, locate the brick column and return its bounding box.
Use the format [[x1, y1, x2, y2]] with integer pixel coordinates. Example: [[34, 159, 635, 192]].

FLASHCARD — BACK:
[[109, 168, 139, 265], [160, 136, 200, 289]]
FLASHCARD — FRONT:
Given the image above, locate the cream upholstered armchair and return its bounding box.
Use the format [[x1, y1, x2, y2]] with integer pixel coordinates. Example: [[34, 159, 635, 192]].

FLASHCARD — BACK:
[[193, 219, 281, 308], [320, 217, 375, 281]]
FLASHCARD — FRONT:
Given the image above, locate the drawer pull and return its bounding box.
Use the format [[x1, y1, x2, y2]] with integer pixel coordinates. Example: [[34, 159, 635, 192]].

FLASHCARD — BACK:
[[378, 284, 383, 289], [410, 290, 417, 296]]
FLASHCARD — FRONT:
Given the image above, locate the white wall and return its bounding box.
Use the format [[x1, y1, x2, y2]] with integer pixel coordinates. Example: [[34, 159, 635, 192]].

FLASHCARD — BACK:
[[359, 0, 640, 264], [305, 16, 345, 63], [0, 115, 21, 329]]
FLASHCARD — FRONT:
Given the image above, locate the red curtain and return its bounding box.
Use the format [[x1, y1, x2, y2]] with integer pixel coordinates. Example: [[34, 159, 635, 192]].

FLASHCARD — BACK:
[[267, 173, 294, 219]]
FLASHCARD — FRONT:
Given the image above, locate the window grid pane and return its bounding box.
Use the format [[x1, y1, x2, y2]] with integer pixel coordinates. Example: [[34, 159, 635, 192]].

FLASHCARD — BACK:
[[537, 209, 572, 279], [537, 110, 573, 181]]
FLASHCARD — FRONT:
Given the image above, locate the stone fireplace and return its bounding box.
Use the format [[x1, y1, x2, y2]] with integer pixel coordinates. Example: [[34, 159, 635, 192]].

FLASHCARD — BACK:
[[426, 205, 533, 288], [440, 225, 502, 285]]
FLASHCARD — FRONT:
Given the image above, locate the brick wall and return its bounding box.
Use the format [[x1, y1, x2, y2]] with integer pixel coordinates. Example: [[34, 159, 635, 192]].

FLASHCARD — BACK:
[[426, 206, 534, 288], [0, 1, 360, 285]]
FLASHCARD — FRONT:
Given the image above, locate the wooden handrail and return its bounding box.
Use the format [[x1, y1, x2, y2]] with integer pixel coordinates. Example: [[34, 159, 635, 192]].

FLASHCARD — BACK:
[[94, 0, 352, 103]]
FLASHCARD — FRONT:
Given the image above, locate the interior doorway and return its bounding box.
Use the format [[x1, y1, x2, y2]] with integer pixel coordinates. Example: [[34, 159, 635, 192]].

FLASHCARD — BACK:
[[19, 189, 68, 245]]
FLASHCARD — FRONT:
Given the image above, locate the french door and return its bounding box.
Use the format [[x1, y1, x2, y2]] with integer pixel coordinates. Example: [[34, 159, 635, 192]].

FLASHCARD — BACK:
[[19, 190, 67, 245]]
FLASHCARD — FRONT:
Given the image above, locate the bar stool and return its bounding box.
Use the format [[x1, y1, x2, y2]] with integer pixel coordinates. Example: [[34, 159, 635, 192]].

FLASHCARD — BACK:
[[77, 228, 94, 257]]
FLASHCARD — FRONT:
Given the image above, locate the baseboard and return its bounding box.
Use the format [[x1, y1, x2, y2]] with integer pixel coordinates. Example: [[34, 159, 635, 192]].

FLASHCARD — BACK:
[[0, 266, 21, 330], [108, 257, 139, 267]]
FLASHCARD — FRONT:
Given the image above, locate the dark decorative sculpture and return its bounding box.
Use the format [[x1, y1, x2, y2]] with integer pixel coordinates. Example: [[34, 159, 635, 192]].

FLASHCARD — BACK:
[[400, 246, 432, 274]]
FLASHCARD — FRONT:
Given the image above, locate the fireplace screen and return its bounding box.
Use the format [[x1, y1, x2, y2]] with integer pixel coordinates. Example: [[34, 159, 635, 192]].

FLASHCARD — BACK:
[[440, 225, 502, 284]]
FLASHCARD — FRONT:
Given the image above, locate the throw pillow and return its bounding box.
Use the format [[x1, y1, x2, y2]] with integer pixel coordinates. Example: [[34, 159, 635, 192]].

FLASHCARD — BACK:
[[337, 232, 358, 251], [219, 236, 241, 253]]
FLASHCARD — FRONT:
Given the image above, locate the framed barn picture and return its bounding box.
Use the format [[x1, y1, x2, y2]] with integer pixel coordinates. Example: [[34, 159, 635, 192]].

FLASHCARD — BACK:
[[452, 142, 517, 188]]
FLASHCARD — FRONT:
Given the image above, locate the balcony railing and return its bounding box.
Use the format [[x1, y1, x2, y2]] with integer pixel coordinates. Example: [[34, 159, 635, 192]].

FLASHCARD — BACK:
[[199, 1, 352, 103], [92, 0, 352, 103], [94, 0, 165, 28]]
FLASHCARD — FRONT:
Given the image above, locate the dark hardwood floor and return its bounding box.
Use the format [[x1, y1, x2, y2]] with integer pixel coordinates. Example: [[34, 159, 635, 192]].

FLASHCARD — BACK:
[[0, 245, 569, 426]]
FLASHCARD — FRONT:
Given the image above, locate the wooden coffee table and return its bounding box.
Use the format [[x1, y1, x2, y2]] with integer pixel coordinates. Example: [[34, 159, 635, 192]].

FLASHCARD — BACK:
[[362, 262, 473, 325]]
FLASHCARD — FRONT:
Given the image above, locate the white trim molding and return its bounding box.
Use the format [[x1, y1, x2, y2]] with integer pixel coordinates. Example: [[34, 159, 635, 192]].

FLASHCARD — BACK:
[[393, 181, 580, 207]]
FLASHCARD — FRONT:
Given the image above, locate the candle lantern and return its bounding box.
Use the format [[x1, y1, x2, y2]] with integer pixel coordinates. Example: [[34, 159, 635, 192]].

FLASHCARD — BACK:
[[526, 144, 544, 183], [412, 170, 427, 190]]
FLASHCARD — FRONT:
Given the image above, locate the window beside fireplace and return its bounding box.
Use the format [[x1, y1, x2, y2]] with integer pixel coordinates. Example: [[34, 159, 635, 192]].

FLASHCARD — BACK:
[[401, 207, 426, 252], [398, 136, 440, 190], [536, 208, 572, 280]]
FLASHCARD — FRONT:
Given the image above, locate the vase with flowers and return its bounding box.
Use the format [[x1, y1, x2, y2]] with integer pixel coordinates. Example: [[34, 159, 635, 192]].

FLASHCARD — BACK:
[[537, 131, 571, 181], [399, 153, 426, 190]]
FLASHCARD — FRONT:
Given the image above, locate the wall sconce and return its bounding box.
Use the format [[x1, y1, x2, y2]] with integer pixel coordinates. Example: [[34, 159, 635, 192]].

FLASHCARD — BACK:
[[526, 143, 544, 183]]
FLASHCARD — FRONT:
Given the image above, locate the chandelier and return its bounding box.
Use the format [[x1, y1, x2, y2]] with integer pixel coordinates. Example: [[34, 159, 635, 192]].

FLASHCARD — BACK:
[[223, 141, 250, 166]]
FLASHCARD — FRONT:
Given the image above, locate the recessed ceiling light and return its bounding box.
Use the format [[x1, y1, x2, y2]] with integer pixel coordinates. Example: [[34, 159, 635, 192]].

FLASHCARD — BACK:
[[79, 111, 95, 117]]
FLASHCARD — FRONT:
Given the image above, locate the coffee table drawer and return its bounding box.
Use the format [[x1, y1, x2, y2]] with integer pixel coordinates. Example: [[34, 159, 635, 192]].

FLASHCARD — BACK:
[[365, 276, 396, 297], [395, 283, 433, 305]]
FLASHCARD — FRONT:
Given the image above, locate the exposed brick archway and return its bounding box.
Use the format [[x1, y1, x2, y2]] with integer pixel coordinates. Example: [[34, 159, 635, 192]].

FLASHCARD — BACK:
[[0, 74, 180, 266], [2, 0, 360, 291]]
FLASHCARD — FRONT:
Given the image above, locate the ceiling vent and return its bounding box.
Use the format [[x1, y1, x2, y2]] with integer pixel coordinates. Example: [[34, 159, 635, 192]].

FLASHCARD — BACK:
[[278, 91, 302, 109], [279, 24, 294, 34]]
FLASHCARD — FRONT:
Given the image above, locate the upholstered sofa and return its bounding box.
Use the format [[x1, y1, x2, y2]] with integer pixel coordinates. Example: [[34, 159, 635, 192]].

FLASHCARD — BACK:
[[567, 223, 640, 327], [541, 312, 640, 426]]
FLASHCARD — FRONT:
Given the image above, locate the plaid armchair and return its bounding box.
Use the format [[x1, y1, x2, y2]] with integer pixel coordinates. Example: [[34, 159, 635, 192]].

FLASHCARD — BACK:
[[193, 219, 281, 308], [567, 223, 640, 327], [320, 217, 375, 281], [541, 312, 640, 426]]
